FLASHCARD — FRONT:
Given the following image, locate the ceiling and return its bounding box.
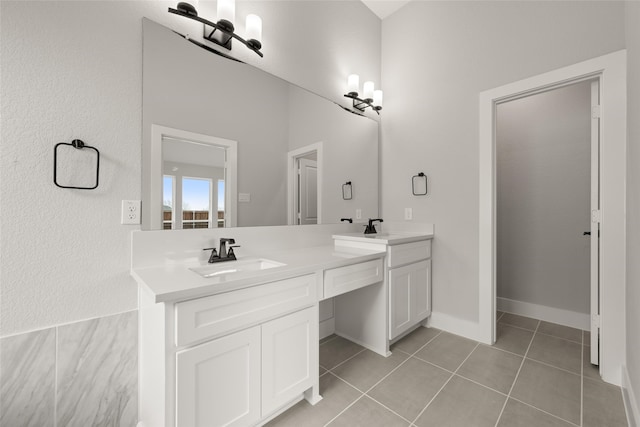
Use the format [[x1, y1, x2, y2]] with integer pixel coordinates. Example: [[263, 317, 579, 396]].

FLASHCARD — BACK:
[[361, 0, 411, 19]]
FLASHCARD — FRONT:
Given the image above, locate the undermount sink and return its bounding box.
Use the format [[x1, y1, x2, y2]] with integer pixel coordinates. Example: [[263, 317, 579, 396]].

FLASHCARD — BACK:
[[190, 258, 286, 278]]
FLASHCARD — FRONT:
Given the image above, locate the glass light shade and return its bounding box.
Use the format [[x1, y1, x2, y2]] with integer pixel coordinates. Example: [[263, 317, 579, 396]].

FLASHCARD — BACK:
[[347, 74, 359, 95], [373, 90, 383, 107], [217, 0, 235, 23], [246, 14, 262, 42], [363, 81, 374, 101]]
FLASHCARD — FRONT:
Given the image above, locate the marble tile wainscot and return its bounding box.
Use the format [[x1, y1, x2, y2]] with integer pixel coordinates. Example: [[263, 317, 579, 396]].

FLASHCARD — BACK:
[[0, 310, 138, 427]]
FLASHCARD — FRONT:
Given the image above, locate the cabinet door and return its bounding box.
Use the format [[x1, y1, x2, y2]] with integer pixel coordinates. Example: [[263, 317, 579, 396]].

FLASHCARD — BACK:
[[262, 307, 316, 416], [389, 260, 432, 340], [389, 266, 413, 340], [411, 260, 431, 322], [176, 326, 261, 427]]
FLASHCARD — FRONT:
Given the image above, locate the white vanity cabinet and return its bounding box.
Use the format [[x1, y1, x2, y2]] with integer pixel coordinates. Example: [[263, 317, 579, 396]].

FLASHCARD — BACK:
[[388, 240, 432, 340], [332, 233, 433, 347], [139, 273, 320, 427]]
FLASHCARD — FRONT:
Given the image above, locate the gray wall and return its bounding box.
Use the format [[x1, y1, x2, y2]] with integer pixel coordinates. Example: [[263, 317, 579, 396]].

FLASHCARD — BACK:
[[380, 1, 625, 322], [625, 0, 640, 419], [496, 81, 591, 315]]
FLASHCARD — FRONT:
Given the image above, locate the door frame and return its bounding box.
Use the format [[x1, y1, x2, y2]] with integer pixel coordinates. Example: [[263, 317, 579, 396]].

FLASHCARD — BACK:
[[287, 142, 323, 225], [150, 124, 238, 229], [297, 158, 319, 225], [478, 50, 626, 385]]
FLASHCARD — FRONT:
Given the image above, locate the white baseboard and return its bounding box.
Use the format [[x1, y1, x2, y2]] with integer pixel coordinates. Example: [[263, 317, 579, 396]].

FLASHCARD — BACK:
[[319, 317, 335, 340], [497, 297, 590, 330], [426, 312, 487, 344], [623, 365, 640, 427]]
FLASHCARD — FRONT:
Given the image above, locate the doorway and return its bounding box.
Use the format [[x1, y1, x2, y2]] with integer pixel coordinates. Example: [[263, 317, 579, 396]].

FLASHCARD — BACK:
[[150, 125, 238, 229], [478, 51, 626, 385], [495, 79, 598, 363], [287, 143, 323, 225]]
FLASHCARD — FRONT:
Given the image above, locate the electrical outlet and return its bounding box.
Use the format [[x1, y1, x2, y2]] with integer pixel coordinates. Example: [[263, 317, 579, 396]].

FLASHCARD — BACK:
[[355, 209, 362, 219], [121, 200, 141, 225], [405, 207, 413, 220]]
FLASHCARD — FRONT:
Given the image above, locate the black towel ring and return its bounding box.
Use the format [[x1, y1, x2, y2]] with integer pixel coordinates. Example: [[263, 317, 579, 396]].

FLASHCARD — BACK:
[[53, 139, 100, 190]]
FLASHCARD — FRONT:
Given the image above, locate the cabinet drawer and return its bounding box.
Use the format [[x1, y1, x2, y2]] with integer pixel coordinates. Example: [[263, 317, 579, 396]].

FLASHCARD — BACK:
[[323, 258, 383, 299], [387, 240, 431, 268], [175, 274, 317, 347]]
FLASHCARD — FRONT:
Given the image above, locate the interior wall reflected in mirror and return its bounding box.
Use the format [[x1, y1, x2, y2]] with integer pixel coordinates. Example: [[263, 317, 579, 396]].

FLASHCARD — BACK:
[[142, 18, 379, 230]]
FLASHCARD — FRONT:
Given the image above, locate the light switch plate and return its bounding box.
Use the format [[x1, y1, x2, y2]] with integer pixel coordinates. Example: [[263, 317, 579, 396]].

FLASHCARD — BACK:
[[355, 209, 362, 219], [404, 207, 413, 220], [239, 193, 251, 202]]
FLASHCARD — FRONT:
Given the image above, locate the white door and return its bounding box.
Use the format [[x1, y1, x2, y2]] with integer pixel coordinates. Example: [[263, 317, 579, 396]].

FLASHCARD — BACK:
[[176, 327, 261, 427], [590, 80, 601, 365], [298, 158, 318, 225], [261, 308, 315, 416]]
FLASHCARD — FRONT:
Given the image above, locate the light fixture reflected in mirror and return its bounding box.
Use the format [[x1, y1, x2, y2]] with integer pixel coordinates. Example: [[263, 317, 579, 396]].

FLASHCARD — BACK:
[[342, 181, 353, 200], [344, 74, 382, 115], [169, 2, 263, 57]]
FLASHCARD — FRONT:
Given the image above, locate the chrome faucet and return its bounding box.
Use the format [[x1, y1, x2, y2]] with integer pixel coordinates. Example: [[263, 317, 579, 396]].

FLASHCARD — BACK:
[[203, 238, 239, 263]]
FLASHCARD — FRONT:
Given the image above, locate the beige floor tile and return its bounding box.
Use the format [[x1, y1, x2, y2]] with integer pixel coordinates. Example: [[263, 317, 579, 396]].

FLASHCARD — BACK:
[[320, 334, 338, 345], [332, 349, 409, 392], [414, 376, 506, 427], [457, 345, 522, 394], [537, 321, 582, 343], [414, 332, 477, 371], [510, 359, 581, 425], [367, 357, 450, 421], [583, 329, 591, 346], [266, 373, 361, 427], [319, 336, 364, 370], [583, 377, 628, 427], [328, 396, 409, 427], [497, 398, 574, 427], [498, 313, 539, 331], [390, 327, 440, 354], [320, 365, 327, 376], [582, 346, 601, 381], [493, 323, 534, 356], [527, 333, 582, 374]]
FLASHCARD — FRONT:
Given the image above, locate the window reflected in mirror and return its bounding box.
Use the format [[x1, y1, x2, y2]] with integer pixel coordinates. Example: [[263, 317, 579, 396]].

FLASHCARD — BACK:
[[161, 136, 228, 230]]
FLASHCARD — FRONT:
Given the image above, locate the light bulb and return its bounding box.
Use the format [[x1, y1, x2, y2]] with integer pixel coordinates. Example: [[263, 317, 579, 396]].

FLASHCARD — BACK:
[[347, 74, 359, 96], [246, 14, 262, 43], [363, 81, 374, 102], [373, 90, 383, 107], [217, 0, 235, 24]]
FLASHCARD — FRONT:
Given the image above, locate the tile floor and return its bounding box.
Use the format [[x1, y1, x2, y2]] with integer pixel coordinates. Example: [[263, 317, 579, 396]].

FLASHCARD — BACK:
[[267, 312, 628, 427]]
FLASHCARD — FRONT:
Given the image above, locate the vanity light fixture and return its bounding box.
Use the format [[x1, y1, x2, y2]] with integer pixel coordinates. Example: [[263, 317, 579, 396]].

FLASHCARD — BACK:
[[344, 74, 382, 115], [169, 1, 263, 57]]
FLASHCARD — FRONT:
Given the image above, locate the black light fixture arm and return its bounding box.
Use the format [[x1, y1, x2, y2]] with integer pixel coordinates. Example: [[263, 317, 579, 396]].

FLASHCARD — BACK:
[[343, 93, 381, 115], [168, 7, 263, 57]]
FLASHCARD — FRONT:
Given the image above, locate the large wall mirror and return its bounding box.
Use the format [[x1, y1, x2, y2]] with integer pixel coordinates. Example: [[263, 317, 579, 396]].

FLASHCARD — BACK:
[[142, 18, 379, 230]]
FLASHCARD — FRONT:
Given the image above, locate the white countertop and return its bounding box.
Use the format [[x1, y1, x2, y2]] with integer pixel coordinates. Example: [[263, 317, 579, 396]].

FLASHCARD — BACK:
[[132, 245, 386, 303], [332, 231, 434, 245]]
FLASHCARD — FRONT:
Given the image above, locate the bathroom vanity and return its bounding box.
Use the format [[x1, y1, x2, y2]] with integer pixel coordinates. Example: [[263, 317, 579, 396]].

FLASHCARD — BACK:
[[131, 224, 432, 427]]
